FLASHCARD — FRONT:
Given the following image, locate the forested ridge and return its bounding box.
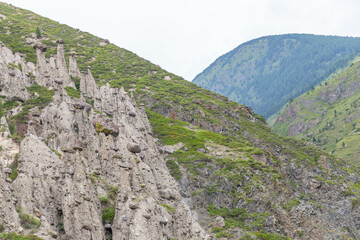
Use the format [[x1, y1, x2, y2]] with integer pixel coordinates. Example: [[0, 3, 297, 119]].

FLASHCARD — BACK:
[[193, 34, 360, 119]]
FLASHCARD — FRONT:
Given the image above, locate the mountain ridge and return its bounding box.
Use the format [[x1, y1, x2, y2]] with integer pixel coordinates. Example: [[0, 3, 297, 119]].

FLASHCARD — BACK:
[[193, 33, 360, 119]]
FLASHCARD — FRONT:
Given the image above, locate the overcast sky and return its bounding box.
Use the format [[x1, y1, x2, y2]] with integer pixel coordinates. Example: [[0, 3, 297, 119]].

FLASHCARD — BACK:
[[3, 0, 360, 81]]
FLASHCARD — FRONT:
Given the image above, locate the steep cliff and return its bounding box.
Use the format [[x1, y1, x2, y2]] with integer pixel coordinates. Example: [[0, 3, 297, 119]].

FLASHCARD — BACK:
[[0, 41, 207, 240]]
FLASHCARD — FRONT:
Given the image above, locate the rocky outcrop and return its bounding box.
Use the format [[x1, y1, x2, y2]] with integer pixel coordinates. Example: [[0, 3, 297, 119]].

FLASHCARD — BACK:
[[55, 40, 73, 87], [68, 51, 81, 79], [0, 42, 32, 101], [80, 66, 100, 99], [34, 40, 76, 89], [0, 42, 208, 240], [0, 117, 19, 167]]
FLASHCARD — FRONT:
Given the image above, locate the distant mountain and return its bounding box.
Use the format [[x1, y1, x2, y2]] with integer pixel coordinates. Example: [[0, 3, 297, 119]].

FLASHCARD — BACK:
[[193, 34, 360, 119], [273, 58, 360, 163]]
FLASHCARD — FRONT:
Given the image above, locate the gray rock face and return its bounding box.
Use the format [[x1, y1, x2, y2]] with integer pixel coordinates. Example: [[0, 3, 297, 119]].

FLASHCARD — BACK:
[[80, 67, 99, 100], [34, 40, 76, 89], [0, 42, 32, 101], [69, 55, 81, 79], [0, 42, 208, 240], [56, 41, 73, 87], [0, 117, 20, 166]]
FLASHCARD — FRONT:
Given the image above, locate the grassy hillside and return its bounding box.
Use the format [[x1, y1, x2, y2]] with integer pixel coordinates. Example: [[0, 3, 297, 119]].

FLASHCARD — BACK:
[[273, 59, 360, 163], [2, 3, 360, 239], [193, 34, 360, 119]]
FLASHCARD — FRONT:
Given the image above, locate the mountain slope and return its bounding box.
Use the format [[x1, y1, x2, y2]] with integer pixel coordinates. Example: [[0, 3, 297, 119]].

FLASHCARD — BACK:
[[193, 34, 360, 119], [273, 58, 360, 163], [1, 3, 360, 240]]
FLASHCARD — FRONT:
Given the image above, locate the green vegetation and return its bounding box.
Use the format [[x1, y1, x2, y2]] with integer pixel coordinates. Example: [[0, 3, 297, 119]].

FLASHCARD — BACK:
[[102, 206, 115, 224], [273, 60, 360, 163], [207, 204, 290, 239], [35, 26, 41, 39], [91, 174, 118, 224], [70, 75, 81, 90], [207, 204, 248, 228], [50, 149, 62, 158], [3, 100, 19, 110], [64, 86, 80, 99], [99, 196, 109, 205], [16, 207, 40, 230], [351, 198, 360, 210], [25, 84, 55, 110], [193, 34, 360, 119], [281, 198, 300, 211], [0, 99, 19, 118], [166, 160, 182, 180], [254, 231, 291, 240], [3, 84, 54, 143], [0, 232, 43, 240], [8, 154, 19, 181], [161, 204, 176, 213]]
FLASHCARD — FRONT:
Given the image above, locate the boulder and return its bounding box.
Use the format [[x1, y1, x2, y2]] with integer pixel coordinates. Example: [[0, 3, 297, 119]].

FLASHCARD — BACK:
[[73, 146, 83, 151], [197, 148, 206, 153], [56, 39, 64, 44], [104, 222, 111, 229], [33, 207, 42, 218], [127, 143, 141, 153], [74, 101, 92, 111], [4, 168, 13, 174], [33, 42, 47, 52], [93, 115, 120, 137], [129, 203, 139, 209], [82, 224, 92, 231], [54, 78, 63, 84], [128, 111, 136, 117]]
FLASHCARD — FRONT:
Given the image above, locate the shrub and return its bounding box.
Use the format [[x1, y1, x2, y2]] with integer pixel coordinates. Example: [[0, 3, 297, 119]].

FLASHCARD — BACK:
[[9, 154, 19, 181], [161, 204, 175, 213], [0, 232, 43, 240], [166, 160, 182, 180], [99, 196, 109, 205], [352, 198, 360, 210], [17, 207, 41, 230], [281, 198, 300, 211], [206, 204, 248, 228], [20, 214, 41, 229], [35, 27, 41, 39], [64, 87, 80, 99], [102, 206, 115, 224]]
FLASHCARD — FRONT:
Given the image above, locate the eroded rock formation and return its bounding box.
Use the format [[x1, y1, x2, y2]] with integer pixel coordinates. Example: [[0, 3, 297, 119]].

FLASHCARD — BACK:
[[0, 41, 208, 240]]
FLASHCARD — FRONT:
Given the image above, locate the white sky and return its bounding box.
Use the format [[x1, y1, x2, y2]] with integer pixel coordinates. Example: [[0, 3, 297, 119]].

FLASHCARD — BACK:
[[3, 0, 360, 81]]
